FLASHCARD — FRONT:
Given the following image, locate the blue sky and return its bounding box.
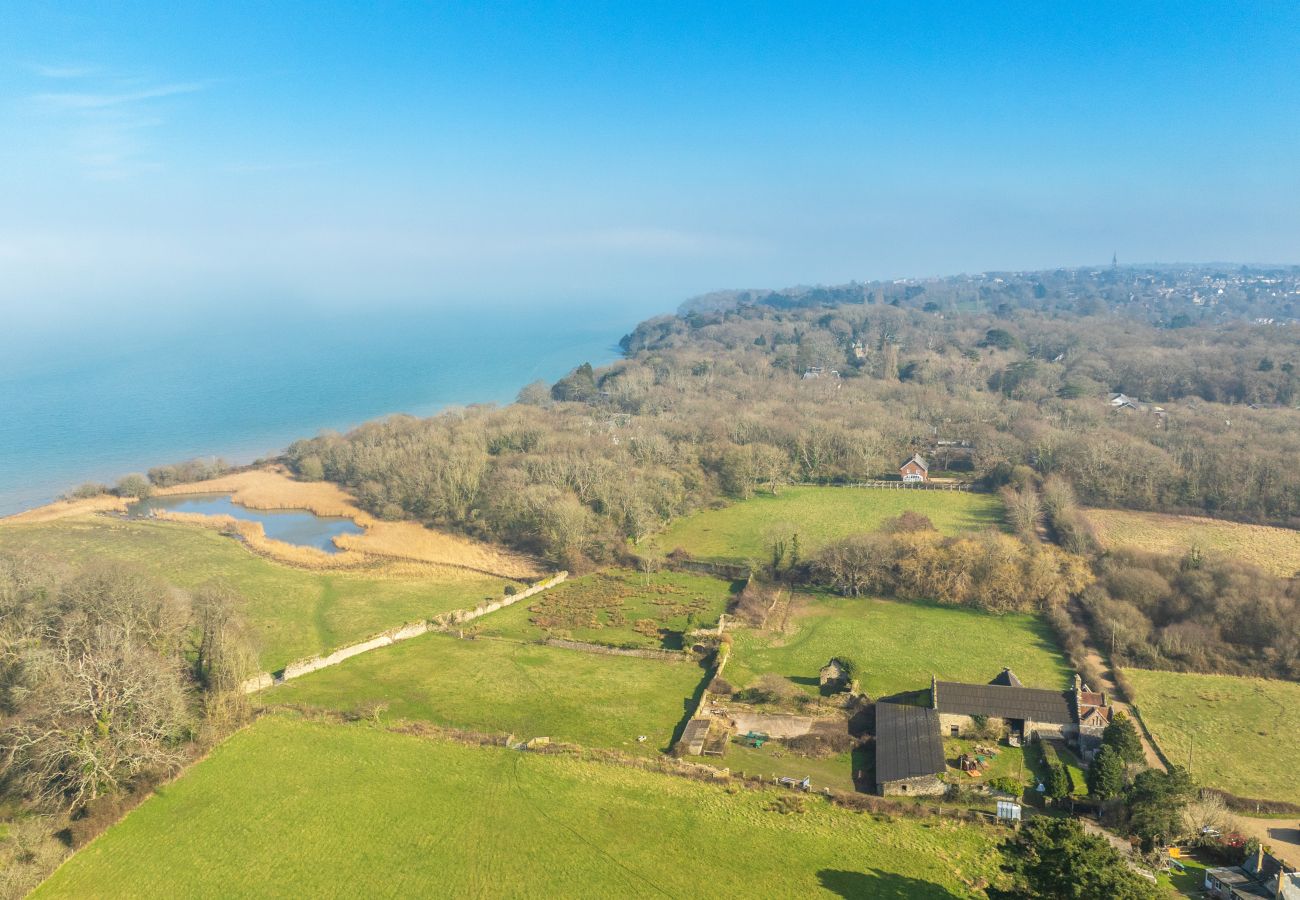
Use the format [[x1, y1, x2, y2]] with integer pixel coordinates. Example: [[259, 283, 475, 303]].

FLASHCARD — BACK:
[[2, 2, 1298, 319]]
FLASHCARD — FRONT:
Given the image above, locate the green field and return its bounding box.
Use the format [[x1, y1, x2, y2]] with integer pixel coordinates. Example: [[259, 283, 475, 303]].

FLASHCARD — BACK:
[[725, 594, 1072, 700], [0, 517, 514, 672], [258, 631, 708, 754], [36, 716, 1000, 898], [651, 486, 1004, 562], [472, 569, 737, 649], [1125, 668, 1300, 804]]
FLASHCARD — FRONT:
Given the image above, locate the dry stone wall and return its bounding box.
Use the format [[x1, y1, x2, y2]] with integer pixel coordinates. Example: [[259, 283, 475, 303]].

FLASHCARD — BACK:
[[240, 572, 568, 694]]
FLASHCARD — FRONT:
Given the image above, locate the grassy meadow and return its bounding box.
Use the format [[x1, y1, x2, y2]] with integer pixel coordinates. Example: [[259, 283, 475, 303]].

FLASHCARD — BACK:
[[651, 485, 1004, 563], [725, 594, 1072, 700], [0, 517, 515, 672], [1087, 507, 1300, 577], [1124, 668, 1300, 804], [36, 716, 1000, 899], [258, 631, 707, 753], [471, 569, 738, 650]]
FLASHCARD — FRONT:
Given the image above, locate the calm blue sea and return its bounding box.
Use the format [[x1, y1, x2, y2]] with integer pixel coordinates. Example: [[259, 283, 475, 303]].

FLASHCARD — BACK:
[[0, 300, 653, 516]]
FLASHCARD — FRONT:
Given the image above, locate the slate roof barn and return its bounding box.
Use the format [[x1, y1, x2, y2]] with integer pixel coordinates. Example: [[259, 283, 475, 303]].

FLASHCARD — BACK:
[[875, 702, 946, 789], [934, 681, 1074, 724]]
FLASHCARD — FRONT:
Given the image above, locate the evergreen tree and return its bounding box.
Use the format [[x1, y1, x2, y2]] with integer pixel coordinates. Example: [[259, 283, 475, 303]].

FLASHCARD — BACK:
[[994, 818, 1160, 899], [1125, 766, 1195, 851], [1102, 712, 1145, 765], [1087, 745, 1126, 799], [1046, 764, 1071, 802]]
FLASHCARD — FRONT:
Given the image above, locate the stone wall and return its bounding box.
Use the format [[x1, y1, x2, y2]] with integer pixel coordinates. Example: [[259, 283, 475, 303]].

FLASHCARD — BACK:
[[239, 572, 568, 693], [543, 638, 686, 661], [880, 773, 946, 797]]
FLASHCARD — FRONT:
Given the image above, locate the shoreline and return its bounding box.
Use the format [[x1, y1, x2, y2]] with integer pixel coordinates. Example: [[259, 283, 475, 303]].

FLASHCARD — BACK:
[[3, 467, 547, 581]]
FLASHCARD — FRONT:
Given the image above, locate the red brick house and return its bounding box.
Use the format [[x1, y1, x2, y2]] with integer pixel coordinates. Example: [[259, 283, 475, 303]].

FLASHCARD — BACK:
[[900, 454, 929, 483]]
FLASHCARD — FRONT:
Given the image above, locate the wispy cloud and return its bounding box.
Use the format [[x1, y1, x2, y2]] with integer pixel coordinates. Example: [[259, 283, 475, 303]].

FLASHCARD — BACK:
[[24, 67, 210, 179], [33, 81, 209, 111], [29, 62, 100, 79]]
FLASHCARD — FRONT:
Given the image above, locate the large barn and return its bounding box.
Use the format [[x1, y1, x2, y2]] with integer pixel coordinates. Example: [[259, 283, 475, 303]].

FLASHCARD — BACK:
[[873, 669, 1114, 795], [874, 702, 946, 796]]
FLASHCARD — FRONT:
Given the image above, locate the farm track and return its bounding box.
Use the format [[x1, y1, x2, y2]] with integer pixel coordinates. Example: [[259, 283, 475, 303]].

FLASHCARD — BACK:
[[1079, 645, 1166, 771]]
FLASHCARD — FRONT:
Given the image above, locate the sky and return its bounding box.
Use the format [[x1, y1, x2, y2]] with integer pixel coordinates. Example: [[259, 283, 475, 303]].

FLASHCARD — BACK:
[[2, 1, 1298, 323]]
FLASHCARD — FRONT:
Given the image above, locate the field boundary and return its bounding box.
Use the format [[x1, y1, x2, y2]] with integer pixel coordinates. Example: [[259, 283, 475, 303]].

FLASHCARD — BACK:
[[241, 572, 568, 693], [793, 480, 978, 492]]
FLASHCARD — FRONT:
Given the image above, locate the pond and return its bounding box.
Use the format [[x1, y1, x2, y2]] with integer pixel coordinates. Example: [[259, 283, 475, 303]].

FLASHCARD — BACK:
[[128, 493, 364, 553]]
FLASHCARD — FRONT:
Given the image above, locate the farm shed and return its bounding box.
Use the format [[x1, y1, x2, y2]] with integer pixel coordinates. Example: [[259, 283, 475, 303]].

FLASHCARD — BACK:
[[874, 702, 946, 796]]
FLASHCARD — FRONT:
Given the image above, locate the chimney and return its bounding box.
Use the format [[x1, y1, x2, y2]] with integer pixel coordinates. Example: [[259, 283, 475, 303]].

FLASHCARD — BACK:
[[931, 675, 938, 710]]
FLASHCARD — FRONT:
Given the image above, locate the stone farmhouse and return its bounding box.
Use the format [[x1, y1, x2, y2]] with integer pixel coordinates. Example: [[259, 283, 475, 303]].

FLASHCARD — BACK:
[[875, 668, 1114, 796]]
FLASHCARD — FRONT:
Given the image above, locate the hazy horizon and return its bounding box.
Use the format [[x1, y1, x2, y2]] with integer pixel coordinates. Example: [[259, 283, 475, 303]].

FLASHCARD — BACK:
[[3, 2, 1298, 324]]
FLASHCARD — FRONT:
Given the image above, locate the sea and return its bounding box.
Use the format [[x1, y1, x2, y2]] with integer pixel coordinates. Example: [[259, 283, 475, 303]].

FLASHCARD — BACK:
[[0, 298, 658, 517]]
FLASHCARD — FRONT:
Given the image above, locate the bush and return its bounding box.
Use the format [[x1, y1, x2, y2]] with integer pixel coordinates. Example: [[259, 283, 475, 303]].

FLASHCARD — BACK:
[[988, 775, 1023, 795], [708, 677, 734, 696], [65, 482, 108, 500], [113, 473, 153, 500], [503, 584, 518, 596]]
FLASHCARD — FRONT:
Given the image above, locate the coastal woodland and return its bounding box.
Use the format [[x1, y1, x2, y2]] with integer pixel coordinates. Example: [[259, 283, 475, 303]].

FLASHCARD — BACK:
[[278, 268, 1300, 679]]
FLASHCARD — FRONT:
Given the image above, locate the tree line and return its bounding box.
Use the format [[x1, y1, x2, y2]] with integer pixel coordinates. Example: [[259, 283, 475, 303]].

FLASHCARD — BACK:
[[0, 550, 257, 895]]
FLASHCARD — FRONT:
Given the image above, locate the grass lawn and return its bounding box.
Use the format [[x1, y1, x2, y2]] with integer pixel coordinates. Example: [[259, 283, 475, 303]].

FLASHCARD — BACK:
[[472, 569, 738, 650], [725, 594, 1072, 700], [0, 517, 515, 672], [651, 485, 1004, 563], [1124, 668, 1300, 804], [258, 631, 709, 754], [1160, 855, 1210, 897], [35, 716, 1000, 899], [1086, 508, 1300, 577], [943, 738, 1034, 792], [721, 743, 859, 793]]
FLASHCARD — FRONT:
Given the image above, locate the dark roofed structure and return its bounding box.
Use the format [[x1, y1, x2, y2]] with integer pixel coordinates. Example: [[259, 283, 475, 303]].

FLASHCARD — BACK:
[[989, 667, 1023, 688], [934, 681, 1074, 724], [875, 702, 946, 790]]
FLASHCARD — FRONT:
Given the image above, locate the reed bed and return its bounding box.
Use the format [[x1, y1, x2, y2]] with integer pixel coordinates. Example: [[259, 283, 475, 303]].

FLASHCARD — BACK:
[[0, 494, 127, 526]]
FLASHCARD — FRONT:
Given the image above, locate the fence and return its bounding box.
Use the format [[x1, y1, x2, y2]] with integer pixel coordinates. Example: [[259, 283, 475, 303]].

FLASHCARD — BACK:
[[799, 480, 977, 491], [239, 572, 568, 693]]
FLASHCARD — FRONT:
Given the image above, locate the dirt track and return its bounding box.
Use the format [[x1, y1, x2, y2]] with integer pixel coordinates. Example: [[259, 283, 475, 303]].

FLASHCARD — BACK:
[[1235, 816, 1300, 867], [1080, 647, 1166, 771]]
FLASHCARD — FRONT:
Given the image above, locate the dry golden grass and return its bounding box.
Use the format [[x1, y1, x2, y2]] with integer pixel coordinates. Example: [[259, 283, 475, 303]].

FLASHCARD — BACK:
[[1086, 508, 1300, 577], [0, 494, 127, 526], [155, 467, 366, 520], [156, 467, 544, 579], [336, 520, 542, 580]]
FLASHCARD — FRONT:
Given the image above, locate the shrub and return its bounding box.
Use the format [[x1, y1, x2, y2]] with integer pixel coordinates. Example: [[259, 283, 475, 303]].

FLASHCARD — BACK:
[[65, 482, 108, 500], [503, 584, 518, 596], [113, 473, 153, 500], [988, 775, 1023, 795]]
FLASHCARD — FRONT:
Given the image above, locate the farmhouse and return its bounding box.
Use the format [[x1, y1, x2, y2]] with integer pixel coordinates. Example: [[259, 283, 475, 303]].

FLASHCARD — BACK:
[[874, 702, 946, 796], [900, 454, 929, 483]]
